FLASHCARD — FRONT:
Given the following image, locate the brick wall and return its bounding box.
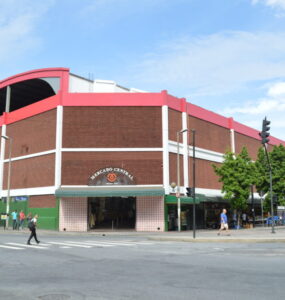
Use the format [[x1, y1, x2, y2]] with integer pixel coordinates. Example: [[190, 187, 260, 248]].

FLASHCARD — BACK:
[[168, 109, 182, 141], [189, 158, 222, 190], [188, 116, 231, 153], [235, 132, 261, 160], [5, 109, 56, 158], [61, 151, 163, 185], [3, 154, 55, 189], [62, 106, 162, 148], [29, 195, 56, 208]]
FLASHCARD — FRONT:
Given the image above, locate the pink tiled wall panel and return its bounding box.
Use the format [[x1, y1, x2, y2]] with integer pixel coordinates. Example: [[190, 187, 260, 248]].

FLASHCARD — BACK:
[[136, 196, 164, 231], [59, 197, 87, 232]]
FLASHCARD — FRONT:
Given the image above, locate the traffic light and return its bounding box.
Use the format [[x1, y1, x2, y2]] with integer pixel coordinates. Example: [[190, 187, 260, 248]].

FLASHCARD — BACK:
[[259, 117, 270, 145], [186, 187, 193, 197]]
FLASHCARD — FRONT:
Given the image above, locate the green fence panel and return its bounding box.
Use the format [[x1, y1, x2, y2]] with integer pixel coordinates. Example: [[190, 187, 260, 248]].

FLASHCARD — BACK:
[[0, 200, 28, 227], [28, 207, 59, 230]]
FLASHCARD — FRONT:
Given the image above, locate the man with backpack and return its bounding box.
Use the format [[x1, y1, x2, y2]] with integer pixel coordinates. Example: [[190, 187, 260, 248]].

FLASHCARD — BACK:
[[27, 214, 40, 245]]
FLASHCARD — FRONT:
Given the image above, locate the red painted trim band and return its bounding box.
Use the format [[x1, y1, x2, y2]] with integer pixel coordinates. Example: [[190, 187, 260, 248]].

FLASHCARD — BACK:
[[4, 95, 60, 124], [62, 93, 164, 106], [0, 68, 70, 92], [186, 102, 229, 128]]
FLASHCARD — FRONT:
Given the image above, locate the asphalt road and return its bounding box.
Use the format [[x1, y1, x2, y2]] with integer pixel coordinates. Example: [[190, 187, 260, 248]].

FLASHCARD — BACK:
[[0, 232, 284, 300]]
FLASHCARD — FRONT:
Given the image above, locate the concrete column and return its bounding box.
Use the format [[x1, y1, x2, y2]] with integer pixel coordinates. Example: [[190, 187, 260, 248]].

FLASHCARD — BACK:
[[182, 112, 189, 191], [162, 105, 170, 194], [0, 125, 7, 195], [55, 105, 63, 188]]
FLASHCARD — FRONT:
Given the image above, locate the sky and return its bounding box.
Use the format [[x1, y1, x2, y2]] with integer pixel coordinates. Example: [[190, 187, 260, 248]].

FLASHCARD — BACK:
[[1, 0, 285, 140]]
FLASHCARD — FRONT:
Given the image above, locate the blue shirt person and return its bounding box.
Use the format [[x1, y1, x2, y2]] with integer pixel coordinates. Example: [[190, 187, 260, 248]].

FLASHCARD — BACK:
[[217, 209, 230, 236], [11, 210, 18, 230]]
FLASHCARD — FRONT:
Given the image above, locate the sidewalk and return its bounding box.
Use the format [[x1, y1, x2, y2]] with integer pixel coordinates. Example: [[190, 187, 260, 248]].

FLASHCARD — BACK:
[[147, 226, 285, 243], [1, 226, 285, 243]]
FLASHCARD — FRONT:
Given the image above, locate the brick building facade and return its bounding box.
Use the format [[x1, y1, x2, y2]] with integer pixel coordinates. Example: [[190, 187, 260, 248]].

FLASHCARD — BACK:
[[0, 68, 284, 231]]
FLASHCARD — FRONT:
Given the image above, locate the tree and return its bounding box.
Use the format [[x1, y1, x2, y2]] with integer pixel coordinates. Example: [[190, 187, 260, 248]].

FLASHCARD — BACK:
[[255, 145, 285, 209], [213, 147, 255, 227]]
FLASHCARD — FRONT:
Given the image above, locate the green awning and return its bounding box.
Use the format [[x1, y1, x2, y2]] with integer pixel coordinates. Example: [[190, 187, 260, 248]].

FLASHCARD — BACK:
[[165, 194, 206, 204], [56, 186, 165, 197]]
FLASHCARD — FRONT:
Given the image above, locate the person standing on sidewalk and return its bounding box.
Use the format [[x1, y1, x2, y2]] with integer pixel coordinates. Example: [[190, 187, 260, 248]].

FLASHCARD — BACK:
[[27, 214, 40, 245], [19, 210, 25, 230], [217, 209, 230, 236], [11, 210, 18, 230]]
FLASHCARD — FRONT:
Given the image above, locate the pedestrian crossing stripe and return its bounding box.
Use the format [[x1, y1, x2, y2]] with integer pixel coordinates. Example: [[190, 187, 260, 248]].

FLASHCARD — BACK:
[[48, 242, 92, 248], [6, 242, 48, 249], [0, 244, 23, 250], [0, 240, 156, 250], [65, 241, 114, 247], [84, 240, 136, 246]]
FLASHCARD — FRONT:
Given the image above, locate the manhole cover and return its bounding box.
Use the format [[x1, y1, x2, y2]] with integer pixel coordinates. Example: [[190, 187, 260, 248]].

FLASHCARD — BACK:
[[38, 294, 71, 300]]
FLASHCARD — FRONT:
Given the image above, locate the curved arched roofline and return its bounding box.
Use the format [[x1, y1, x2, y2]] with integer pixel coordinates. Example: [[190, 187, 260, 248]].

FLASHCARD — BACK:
[[0, 67, 70, 92]]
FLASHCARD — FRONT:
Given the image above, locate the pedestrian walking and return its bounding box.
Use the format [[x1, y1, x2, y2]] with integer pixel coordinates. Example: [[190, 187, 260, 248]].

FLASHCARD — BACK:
[[11, 210, 18, 230], [217, 208, 230, 236], [27, 214, 40, 245], [19, 210, 25, 230]]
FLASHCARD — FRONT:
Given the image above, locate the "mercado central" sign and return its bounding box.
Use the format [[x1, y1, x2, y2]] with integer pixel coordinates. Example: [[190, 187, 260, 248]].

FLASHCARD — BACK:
[[88, 167, 135, 186]]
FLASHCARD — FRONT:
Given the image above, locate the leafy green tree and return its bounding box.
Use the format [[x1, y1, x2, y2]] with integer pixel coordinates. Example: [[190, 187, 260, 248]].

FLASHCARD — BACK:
[[255, 145, 285, 208], [213, 147, 255, 227]]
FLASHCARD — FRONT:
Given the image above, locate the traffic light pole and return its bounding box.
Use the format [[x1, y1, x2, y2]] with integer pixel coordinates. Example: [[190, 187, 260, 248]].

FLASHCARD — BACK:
[[264, 146, 275, 234], [259, 117, 275, 234]]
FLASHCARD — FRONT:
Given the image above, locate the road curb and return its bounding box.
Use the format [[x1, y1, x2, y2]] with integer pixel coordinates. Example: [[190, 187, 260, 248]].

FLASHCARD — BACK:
[[148, 237, 285, 243]]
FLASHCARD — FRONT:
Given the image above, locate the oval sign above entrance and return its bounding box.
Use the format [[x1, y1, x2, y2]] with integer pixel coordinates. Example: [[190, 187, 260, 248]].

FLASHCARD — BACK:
[[88, 167, 136, 186]]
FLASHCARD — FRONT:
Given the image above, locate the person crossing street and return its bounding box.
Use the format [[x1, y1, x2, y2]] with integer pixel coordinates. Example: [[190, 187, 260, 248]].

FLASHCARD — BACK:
[[27, 214, 40, 245]]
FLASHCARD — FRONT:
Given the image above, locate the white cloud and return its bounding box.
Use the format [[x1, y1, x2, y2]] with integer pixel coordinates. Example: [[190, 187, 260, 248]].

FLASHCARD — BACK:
[[267, 82, 285, 97], [252, 0, 285, 16], [219, 81, 285, 139], [0, 0, 54, 67], [220, 81, 285, 115], [252, 0, 285, 10], [128, 31, 285, 97]]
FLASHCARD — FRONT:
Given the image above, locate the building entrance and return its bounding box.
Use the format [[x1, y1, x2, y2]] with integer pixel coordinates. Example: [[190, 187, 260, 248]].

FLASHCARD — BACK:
[[88, 197, 136, 230]]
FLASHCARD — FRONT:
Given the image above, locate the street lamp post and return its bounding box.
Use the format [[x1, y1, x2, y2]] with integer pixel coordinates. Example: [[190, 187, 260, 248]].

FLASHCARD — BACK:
[[177, 129, 188, 232], [259, 191, 265, 227], [191, 129, 196, 239], [1, 135, 12, 229]]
